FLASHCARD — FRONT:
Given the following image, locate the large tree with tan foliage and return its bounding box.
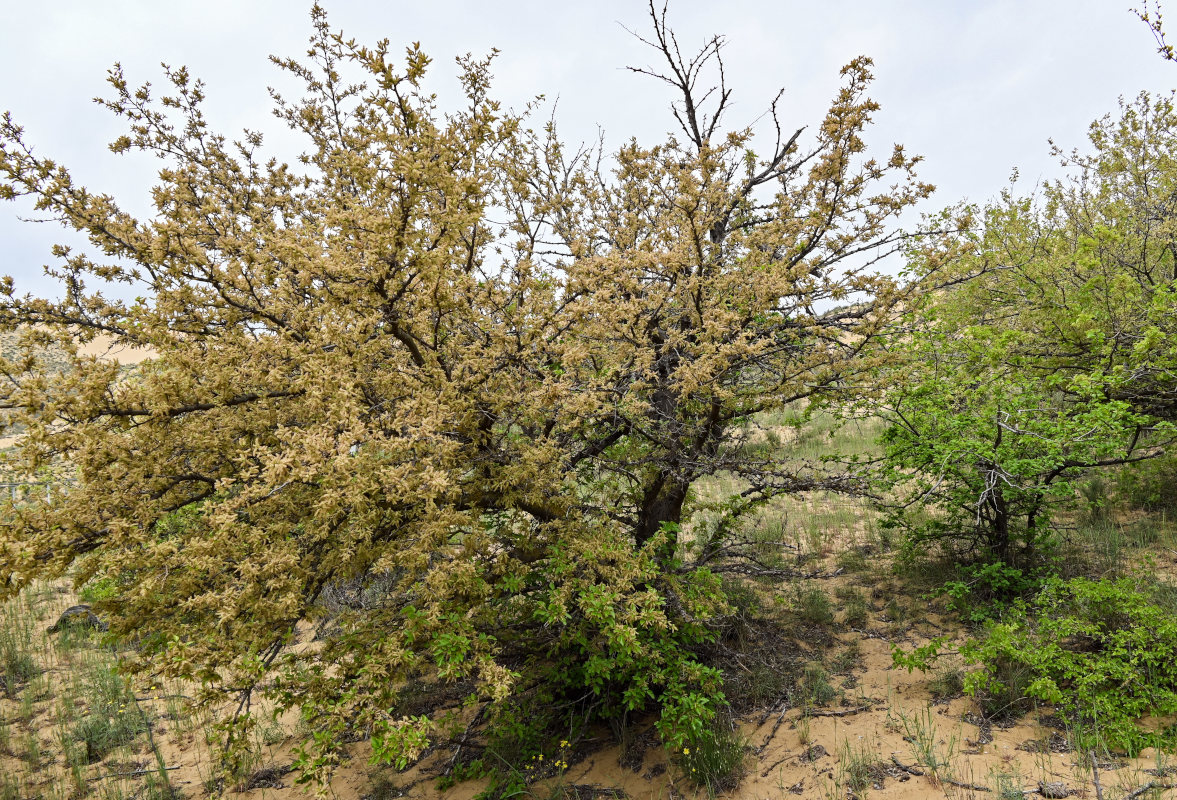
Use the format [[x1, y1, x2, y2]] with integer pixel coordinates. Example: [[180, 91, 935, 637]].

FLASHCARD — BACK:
[[0, 3, 934, 787]]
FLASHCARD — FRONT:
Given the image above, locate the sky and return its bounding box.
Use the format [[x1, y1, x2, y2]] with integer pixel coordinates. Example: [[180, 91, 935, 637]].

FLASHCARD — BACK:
[[0, 1, 1173, 300]]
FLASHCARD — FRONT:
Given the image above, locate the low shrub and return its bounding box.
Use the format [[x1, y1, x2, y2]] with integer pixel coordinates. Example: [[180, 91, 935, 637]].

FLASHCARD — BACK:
[[964, 576, 1177, 753]]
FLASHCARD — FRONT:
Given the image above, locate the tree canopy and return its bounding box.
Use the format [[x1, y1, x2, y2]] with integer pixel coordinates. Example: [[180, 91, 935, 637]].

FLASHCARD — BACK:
[[0, 3, 937, 787], [875, 91, 1177, 566]]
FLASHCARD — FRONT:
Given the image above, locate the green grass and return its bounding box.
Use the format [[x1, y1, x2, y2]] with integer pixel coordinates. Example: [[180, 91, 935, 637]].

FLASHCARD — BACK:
[[677, 718, 746, 797], [798, 661, 838, 708], [835, 585, 868, 626]]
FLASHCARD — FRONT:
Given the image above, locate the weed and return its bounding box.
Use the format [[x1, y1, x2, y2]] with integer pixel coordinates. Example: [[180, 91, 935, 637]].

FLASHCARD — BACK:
[[1079, 475, 1112, 521], [0, 627, 39, 698], [725, 660, 794, 711], [928, 664, 966, 701], [836, 586, 869, 627], [71, 665, 147, 762], [367, 770, 403, 799], [837, 740, 882, 796], [836, 547, 868, 573], [22, 732, 42, 769], [829, 641, 861, 674], [676, 717, 746, 796], [989, 766, 1026, 800], [796, 713, 811, 746], [0, 775, 22, 800], [18, 687, 37, 723], [143, 771, 180, 800], [898, 706, 957, 778], [798, 661, 837, 708], [795, 586, 835, 626]]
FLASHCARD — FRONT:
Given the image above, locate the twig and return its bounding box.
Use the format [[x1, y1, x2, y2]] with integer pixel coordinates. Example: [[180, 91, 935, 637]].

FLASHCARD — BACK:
[[760, 754, 791, 777], [1092, 749, 1105, 800], [98, 766, 182, 780], [1122, 781, 1174, 800], [134, 693, 190, 701], [942, 777, 991, 792], [448, 705, 488, 773], [757, 701, 791, 751], [891, 754, 925, 776], [807, 704, 871, 717]]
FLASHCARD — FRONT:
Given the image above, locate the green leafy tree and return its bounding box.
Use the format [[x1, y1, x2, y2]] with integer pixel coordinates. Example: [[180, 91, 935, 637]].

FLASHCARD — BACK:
[[0, 4, 933, 788], [877, 93, 1177, 566]]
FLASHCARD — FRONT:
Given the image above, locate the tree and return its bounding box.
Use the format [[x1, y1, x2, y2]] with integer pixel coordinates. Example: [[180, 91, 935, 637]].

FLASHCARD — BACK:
[[876, 93, 1177, 568], [0, 3, 932, 786]]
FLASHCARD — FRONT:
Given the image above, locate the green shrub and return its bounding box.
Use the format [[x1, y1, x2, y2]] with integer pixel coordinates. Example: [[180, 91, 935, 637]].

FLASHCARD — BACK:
[[942, 560, 1046, 624], [1116, 452, 1177, 512], [964, 576, 1177, 753], [78, 575, 119, 604]]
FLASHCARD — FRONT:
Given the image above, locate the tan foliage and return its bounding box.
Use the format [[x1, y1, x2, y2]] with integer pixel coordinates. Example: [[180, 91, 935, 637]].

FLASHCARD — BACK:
[[0, 2, 939, 788]]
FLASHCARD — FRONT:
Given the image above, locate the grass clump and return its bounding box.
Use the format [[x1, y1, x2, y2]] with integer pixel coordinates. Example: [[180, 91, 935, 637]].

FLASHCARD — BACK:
[[794, 586, 834, 626], [0, 775, 23, 800], [927, 664, 965, 701], [797, 661, 837, 708], [835, 585, 869, 627], [71, 664, 147, 762], [835, 547, 869, 573], [837, 740, 884, 796], [829, 641, 861, 675], [676, 716, 746, 796], [0, 627, 39, 699]]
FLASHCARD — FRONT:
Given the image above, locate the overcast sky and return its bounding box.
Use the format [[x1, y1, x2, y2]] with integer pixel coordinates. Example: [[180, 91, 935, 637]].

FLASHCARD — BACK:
[[1, 1, 1173, 299]]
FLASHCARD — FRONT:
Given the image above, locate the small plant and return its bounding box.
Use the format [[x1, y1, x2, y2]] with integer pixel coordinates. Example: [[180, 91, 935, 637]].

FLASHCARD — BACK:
[[883, 596, 910, 628], [676, 718, 746, 796], [988, 766, 1026, 800], [835, 547, 868, 573], [1079, 475, 1111, 521], [898, 706, 956, 778], [835, 585, 869, 627], [837, 740, 882, 796], [928, 664, 965, 701], [0, 629, 39, 699], [71, 665, 147, 762], [796, 713, 811, 746], [0, 774, 22, 800], [798, 661, 837, 708], [830, 641, 861, 675], [367, 771, 403, 800], [21, 732, 42, 769], [795, 586, 835, 626]]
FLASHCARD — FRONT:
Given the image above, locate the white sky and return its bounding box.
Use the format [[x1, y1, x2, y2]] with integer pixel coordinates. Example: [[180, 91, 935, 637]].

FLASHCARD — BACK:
[[1, 1, 1173, 299]]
